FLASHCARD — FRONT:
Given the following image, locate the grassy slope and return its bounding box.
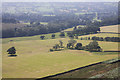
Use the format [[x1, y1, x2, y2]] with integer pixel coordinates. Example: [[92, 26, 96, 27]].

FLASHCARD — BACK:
[[100, 25, 119, 33], [2, 25, 119, 78], [2, 37, 118, 78]]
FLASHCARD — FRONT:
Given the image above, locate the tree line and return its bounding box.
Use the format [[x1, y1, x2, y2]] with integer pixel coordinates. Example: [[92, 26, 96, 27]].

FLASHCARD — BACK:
[[80, 36, 120, 42], [39, 32, 120, 43]]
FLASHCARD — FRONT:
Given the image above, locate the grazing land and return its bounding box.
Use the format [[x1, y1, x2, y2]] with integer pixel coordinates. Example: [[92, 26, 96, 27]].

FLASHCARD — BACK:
[[100, 25, 119, 33], [2, 2, 119, 78], [2, 31, 119, 78]]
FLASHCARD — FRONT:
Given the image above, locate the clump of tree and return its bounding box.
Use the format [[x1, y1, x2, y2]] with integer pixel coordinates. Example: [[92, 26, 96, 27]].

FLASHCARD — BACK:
[[75, 35, 78, 39], [83, 40, 102, 52], [59, 40, 64, 48], [91, 36, 120, 42], [59, 32, 65, 38], [104, 37, 120, 42], [80, 36, 120, 42], [40, 35, 45, 40], [67, 39, 77, 49], [7, 47, 17, 56], [50, 40, 64, 52], [75, 43, 83, 50], [67, 32, 74, 39], [51, 34, 55, 39], [53, 44, 60, 51], [71, 24, 101, 36], [73, 26, 77, 31], [92, 36, 104, 41]]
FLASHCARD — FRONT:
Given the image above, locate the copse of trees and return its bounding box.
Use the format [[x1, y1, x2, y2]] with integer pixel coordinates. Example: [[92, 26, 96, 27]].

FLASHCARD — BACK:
[[53, 44, 60, 51], [40, 35, 45, 40], [67, 39, 77, 49], [7, 47, 17, 56], [59, 32, 65, 38], [51, 34, 55, 39], [66, 40, 102, 52], [73, 26, 77, 31], [91, 36, 120, 42], [80, 36, 120, 42], [75, 43, 83, 50], [68, 25, 100, 37], [67, 32, 74, 39], [49, 39, 102, 52], [59, 40, 64, 48], [50, 40, 64, 52], [104, 37, 120, 42], [83, 40, 102, 52]]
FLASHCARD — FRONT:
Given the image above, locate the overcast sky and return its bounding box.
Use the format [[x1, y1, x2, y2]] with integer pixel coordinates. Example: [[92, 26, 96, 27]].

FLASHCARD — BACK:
[[2, 0, 120, 2]]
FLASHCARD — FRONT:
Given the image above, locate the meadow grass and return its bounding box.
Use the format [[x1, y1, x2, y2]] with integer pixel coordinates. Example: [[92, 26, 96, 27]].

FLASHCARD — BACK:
[[2, 37, 119, 78], [100, 25, 119, 33], [2, 25, 119, 78]]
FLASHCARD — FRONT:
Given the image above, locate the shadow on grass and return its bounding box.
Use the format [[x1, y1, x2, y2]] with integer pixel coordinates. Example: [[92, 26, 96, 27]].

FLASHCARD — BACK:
[[8, 55, 17, 57], [104, 51, 120, 52], [92, 51, 120, 55]]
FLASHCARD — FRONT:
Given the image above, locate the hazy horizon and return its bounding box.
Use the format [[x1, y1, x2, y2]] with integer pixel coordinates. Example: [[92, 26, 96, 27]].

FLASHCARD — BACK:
[[2, 0, 119, 2]]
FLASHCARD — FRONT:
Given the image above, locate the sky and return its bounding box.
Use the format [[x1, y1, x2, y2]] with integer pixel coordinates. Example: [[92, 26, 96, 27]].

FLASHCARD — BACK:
[[2, 0, 120, 2]]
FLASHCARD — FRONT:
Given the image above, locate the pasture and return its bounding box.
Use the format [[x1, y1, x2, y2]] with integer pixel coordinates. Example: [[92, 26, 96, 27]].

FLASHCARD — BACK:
[[2, 36, 119, 78], [2, 25, 119, 78], [100, 25, 119, 33]]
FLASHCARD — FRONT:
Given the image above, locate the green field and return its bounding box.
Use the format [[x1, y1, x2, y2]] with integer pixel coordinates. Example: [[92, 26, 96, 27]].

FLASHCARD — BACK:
[[2, 37, 119, 78], [2, 25, 119, 78]]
